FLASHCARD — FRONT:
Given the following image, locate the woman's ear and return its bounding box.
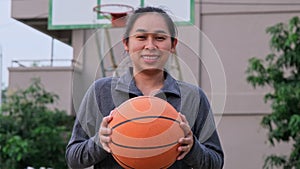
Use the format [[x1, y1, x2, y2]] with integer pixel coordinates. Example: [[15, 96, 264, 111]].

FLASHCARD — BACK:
[[170, 38, 178, 53], [122, 39, 129, 51]]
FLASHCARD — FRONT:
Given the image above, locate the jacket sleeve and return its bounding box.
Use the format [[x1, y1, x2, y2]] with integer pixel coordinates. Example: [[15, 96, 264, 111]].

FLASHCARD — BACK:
[[65, 119, 108, 169], [182, 89, 224, 169], [65, 83, 108, 168]]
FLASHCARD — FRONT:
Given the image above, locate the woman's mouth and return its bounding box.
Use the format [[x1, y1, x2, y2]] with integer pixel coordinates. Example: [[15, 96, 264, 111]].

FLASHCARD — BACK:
[[142, 55, 159, 63]]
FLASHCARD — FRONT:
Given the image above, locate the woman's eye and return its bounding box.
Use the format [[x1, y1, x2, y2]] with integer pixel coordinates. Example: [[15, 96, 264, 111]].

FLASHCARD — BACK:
[[155, 36, 166, 41], [136, 35, 146, 40]]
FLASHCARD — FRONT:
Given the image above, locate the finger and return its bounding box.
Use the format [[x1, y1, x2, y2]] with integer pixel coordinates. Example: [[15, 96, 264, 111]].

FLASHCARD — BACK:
[[179, 113, 188, 123], [178, 137, 193, 145], [178, 144, 191, 151], [177, 130, 194, 160], [177, 141, 193, 160], [110, 110, 116, 116], [103, 146, 111, 153], [179, 113, 192, 136], [102, 143, 111, 153], [177, 145, 190, 160], [179, 122, 193, 138], [180, 123, 191, 136], [100, 135, 111, 143], [100, 135, 112, 153], [99, 116, 112, 136], [99, 127, 112, 136], [99, 128, 112, 153], [177, 152, 186, 160], [101, 115, 113, 127]]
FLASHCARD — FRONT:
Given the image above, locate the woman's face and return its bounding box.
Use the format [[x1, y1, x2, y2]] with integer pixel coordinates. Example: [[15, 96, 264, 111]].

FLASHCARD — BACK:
[[123, 13, 177, 73]]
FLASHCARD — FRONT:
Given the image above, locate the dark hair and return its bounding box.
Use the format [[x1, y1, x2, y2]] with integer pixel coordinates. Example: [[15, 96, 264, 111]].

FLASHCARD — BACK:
[[123, 6, 177, 45]]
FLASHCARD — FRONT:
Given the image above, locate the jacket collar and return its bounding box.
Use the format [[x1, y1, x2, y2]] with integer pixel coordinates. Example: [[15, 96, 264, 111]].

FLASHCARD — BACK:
[[114, 68, 180, 97]]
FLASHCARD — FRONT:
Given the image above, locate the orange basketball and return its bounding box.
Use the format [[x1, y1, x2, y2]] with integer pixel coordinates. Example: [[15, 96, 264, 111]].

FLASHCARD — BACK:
[[108, 96, 184, 169]]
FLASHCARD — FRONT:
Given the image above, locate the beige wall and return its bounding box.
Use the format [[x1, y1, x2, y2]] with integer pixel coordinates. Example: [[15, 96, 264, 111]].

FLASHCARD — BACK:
[[8, 67, 76, 115], [218, 115, 291, 169], [200, 11, 299, 115], [11, 0, 48, 19]]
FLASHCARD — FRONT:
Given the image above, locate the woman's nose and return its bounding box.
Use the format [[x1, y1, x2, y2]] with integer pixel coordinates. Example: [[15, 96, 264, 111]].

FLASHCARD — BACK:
[[144, 38, 157, 50]]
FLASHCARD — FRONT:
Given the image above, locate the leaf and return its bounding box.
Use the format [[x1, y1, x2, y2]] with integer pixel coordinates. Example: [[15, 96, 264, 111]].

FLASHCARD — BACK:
[[263, 155, 286, 169], [288, 115, 300, 137]]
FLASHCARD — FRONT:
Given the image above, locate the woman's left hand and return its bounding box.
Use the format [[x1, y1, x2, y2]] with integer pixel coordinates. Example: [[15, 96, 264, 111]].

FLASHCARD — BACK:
[[177, 113, 194, 160]]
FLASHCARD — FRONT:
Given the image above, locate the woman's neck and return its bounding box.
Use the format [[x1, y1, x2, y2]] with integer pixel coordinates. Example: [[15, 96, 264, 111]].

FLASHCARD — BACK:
[[133, 69, 164, 96]]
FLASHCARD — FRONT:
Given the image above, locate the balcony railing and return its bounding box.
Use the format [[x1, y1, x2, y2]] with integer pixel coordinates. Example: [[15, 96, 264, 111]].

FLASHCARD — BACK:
[[11, 59, 80, 68]]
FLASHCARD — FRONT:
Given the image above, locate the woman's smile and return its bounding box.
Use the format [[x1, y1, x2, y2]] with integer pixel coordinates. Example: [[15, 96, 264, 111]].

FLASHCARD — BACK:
[[141, 55, 160, 63]]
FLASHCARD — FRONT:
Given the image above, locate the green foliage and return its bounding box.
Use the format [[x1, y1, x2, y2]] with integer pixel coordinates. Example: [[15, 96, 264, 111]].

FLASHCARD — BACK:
[[0, 79, 74, 169], [1, 85, 7, 103], [246, 16, 300, 169]]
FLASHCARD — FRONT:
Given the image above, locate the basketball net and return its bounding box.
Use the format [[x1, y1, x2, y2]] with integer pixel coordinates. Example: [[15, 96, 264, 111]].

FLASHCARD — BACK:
[[93, 4, 134, 27]]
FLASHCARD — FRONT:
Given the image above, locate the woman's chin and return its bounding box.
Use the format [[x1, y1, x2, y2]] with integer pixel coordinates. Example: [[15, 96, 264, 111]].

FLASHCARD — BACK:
[[135, 67, 164, 74]]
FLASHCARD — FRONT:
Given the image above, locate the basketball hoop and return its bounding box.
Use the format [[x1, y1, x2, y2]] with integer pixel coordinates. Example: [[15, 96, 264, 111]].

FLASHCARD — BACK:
[[93, 4, 134, 27]]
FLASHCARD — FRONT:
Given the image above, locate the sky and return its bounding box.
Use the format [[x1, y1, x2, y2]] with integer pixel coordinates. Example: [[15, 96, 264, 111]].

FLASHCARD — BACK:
[[0, 0, 73, 88]]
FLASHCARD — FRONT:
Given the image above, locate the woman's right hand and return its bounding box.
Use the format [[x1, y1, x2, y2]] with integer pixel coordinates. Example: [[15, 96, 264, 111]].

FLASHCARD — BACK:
[[99, 115, 113, 153]]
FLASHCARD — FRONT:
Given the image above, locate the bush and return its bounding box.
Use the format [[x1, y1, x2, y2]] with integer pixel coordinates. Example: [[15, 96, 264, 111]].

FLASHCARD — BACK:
[[246, 16, 300, 169], [0, 79, 74, 169]]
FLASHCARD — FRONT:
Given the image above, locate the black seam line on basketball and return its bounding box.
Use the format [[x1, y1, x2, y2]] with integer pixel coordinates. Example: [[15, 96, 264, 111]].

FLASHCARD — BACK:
[[111, 115, 181, 130], [111, 140, 178, 150]]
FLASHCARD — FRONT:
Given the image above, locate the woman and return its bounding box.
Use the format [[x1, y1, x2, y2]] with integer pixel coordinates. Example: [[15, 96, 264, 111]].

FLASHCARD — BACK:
[[66, 6, 224, 169]]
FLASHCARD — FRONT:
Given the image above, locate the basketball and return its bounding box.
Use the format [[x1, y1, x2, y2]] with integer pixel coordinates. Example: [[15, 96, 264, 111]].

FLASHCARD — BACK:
[[108, 96, 184, 169]]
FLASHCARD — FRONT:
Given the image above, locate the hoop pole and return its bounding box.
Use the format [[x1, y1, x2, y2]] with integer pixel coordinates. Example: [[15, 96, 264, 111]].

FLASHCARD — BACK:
[[105, 28, 118, 72]]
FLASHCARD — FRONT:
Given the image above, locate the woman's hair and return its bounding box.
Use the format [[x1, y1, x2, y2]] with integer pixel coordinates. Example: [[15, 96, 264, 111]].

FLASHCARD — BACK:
[[123, 6, 177, 45]]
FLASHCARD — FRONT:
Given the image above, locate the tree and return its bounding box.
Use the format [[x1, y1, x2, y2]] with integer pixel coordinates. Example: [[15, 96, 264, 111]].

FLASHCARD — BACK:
[[0, 79, 74, 169], [0, 85, 7, 112], [246, 16, 300, 169], [1, 85, 7, 103]]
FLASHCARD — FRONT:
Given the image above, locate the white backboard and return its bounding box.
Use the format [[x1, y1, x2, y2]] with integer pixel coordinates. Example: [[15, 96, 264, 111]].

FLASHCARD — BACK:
[[48, 0, 195, 30]]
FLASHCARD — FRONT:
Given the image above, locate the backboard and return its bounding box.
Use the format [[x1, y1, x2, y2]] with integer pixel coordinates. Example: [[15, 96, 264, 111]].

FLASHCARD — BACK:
[[48, 0, 195, 30]]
